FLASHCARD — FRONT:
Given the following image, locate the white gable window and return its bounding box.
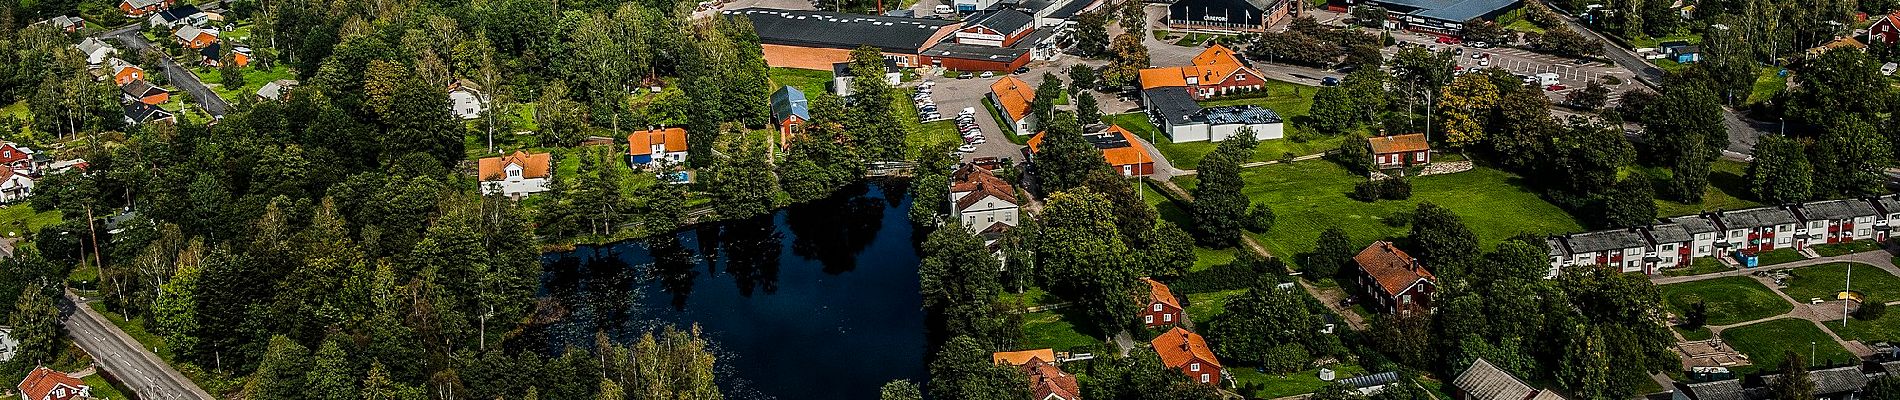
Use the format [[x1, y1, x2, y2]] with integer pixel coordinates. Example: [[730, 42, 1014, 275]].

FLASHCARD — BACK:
[[1190, 363, 1200, 371], [1415, 152, 1426, 161], [1145, 315, 1154, 324], [1163, 313, 1172, 322]]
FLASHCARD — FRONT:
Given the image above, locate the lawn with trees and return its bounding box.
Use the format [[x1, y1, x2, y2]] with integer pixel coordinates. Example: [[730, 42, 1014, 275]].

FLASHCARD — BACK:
[[1782, 263, 1900, 303], [1105, 113, 1344, 170], [1719, 318, 1856, 372], [1659, 276, 1792, 326]]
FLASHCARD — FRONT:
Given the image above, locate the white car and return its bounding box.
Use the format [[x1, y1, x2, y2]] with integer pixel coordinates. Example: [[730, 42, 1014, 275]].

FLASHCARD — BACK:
[[956, 144, 978, 153], [979, 71, 995, 78], [935, 4, 954, 14]]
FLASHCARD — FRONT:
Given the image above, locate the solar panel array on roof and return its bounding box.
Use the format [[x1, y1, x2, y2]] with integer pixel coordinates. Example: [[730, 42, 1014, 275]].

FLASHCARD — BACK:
[[1193, 105, 1282, 124], [1084, 131, 1133, 150]]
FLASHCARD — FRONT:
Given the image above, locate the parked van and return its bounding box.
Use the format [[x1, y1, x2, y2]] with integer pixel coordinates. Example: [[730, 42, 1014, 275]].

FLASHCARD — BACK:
[[934, 4, 953, 14], [1535, 72, 1561, 86]]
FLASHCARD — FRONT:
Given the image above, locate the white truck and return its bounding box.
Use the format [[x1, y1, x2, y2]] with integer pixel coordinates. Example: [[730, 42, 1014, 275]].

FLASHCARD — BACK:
[[1535, 73, 1561, 87]]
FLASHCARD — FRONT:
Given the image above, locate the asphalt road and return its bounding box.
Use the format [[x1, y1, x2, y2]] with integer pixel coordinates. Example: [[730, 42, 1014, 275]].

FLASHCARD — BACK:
[[100, 25, 231, 118], [59, 291, 213, 400]]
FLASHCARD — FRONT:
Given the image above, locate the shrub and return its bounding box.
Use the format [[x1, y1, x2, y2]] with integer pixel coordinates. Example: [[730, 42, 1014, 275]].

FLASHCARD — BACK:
[[1352, 180, 1384, 201], [1683, 300, 1708, 329], [1603, 75, 1623, 85], [1282, 152, 1296, 163], [1172, 255, 1284, 294], [1246, 203, 1276, 232], [1382, 210, 1413, 227], [1261, 343, 1312, 373], [1379, 178, 1413, 200], [1857, 300, 1888, 321]]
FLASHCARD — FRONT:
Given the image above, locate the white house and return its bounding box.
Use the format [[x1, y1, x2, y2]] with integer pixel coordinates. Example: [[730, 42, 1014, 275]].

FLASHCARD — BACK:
[[1791, 199, 1882, 248], [0, 327, 16, 363], [1711, 206, 1800, 253], [0, 167, 35, 203], [476, 151, 552, 198], [1551, 228, 1653, 275], [831, 60, 902, 97], [146, 4, 206, 28], [1872, 195, 1900, 241], [989, 76, 1038, 136], [448, 79, 487, 120], [74, 37, 117, 66], [949, 164, 1019, 238], [1150, 102, 1284, 143], [627, 127, 689, 168], [17, 367, 90, 400]]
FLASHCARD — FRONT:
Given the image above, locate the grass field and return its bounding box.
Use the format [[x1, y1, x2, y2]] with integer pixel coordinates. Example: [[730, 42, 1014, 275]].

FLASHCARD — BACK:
[[1185, 289, 1246, 322], [0, 203, 63, 237], [1654, 160, 1761, 217], [1662, 257, 1732, 277], [1720, 318, 1855, 371], [998, 287, 1060, 309], [1783, 263, 1900, 303], [1756, 248, 1806, 266], [1812, 240, 1885, 257], [1175, 161, 1583, 269], [1831, 308, 1900, 343], [1132, 78, 1328, 170], [1747, 67, 1786, 105], [768, 67, 831, 95], [1231, 364, 1368, 399], [83, 374, 132, 400], [204, 64, 295, 103], [1020, 309, 1102, 352], [1660, 276, 1791, 325], [1675, 325, 1713, 341], [1502, 19, 1546, 33]]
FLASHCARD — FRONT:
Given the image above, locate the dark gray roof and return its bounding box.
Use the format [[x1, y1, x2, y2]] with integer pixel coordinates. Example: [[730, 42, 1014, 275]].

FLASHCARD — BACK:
[[155, 4, 201, 23], [1452, 359, 1535, 400], [968, 8, 1034, 35], [1044, 0, 1097, 19], [123, 103, 172, 124], [1678, 380, 1745, 400], [832, 59, 900, 76], [1562, 229, 1649, 253], [1363, 0, 1520, 22], [922, 40, 1030, 62], [1794, 199, 1879, 221], [1647, 223, 1692, 244], [1668, 215, 1718, 234], [1191, 105, 1281, 124], [1337, 371, 1399, 389], [1014, 0, 1058, 12], [1545, 237, 1566, 256], [1714, 207, 1798, 229], [1759, 366, 1868, 394], [120, 79, 164, 98], [1143, 88, 1201, 126], [1872, 195, 1900, 215], [770, 86, 810, 122], [729, 8, 957, 53]]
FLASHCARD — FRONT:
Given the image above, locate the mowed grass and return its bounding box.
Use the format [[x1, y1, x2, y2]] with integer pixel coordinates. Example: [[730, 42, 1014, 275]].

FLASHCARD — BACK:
[[82, 374, 132, 400], [768, 67, 831, 95], [1662, 257, 1732, 277], [1175, 161, 1583, 268], [1185, 289, 1246, 322], [205, 64, 295, 102], [1660, 276, 1791, 326], [1756, 248, 1806, 266], [1654, 160, 1762, 217], [0, 203, 63, 237], [1019, 310, 1102, 353], [1747, 67, 1786, 105], [1812, 240, 1885, 257], [1720, 318, 1855, 371], [1231, 364, 1367, 399], [1783, 263, 1900, 303]]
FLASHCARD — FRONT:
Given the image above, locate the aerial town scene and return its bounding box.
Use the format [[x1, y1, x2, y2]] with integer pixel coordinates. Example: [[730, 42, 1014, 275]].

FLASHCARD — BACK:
[[1, 0, 1899, 398]]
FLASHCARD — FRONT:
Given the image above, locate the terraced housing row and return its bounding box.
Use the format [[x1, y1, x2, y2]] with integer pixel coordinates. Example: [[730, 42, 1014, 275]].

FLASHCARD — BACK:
[[1545, 196, 1900, 276]]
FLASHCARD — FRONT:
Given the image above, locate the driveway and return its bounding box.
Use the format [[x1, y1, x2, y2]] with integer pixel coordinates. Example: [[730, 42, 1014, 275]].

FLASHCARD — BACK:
[[102, 26, 230, 117]]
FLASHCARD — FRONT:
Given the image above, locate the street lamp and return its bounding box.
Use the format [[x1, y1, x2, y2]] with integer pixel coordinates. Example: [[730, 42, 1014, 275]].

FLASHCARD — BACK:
[[1811, 341, 1817, 365], [1845, 263, 1854, 328]]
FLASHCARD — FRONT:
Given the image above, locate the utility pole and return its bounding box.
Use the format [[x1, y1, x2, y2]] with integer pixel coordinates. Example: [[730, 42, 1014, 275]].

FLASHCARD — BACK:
[[1845, 263, 1853, 328]]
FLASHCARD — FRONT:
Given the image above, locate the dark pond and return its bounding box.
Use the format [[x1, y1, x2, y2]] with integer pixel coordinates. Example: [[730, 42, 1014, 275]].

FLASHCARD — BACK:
[[535, 182, 927, 400]]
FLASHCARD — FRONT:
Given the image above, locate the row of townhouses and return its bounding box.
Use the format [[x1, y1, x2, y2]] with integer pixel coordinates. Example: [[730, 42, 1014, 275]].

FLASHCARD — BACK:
[[1546, 196, 1900, 276]]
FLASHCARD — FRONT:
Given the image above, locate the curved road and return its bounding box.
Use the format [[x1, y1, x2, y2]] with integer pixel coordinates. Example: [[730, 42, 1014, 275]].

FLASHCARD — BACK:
[[98, 24, 230, 118], [60, 291, 213, 400]]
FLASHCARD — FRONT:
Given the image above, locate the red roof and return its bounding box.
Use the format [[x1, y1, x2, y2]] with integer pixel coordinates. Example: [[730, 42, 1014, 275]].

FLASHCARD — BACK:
[[1368, 133, 1429, 154], [1354, 241, 1436, 298], [1143, 277, 1179, 310], [1022, 359, 1082, 400], [17, 367, 86, 400], [993, 348, 1056, 366], [1150, 327, 1220, 371], [628, 127, 689, 156], [989, 76, 1035, 122], [951, 164, 1018, 211], [476, 150, 552, 181], [1025, 125, 1152, 168]]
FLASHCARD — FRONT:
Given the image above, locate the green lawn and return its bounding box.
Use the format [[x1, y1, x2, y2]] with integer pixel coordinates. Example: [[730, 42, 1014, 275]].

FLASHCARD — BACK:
[[998, 287, 1060, 309], [2, 101, 27, 119], [1198, 79, 1317, 117], [1783, 263, 1900, 303], [1184, 289, 1246, 322], [205, 64, 295, 103], [1756, 248, 1806, 266], [1812, 240, 1885, 257], [1660, 276, 1791, 326], [1176, 162, 1583, 269], [1502, 19, 1546, 33], [1019, 310, 1102, 353], [0, 203, 63, 237], [82, 374, 132, 400], [1746, 67, 1786, 105], [1662, 257, 1732, 277], [768, 67, 831, 95], [1675, 325, 1714, 341], [1654, 160, 1761, 217], [1830, 307, 1900, 343], [1231, 364, 1368, 399], [1719, 318, 1855, 371], [1628, 34, 1704, 50]]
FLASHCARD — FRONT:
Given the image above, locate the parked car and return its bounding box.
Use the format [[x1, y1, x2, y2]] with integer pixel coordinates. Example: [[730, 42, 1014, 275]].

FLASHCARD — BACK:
[[1472, 52, 1487, 59], [958, 72, 974, 79], [1320, 76, 1340, 86], [1545, 84, 1568, 91], [935, 4, 953, 13], [1468, 41, 1490, 48], [1435, 35, 1461, 44], [979, 71, 996, 78], [956, 144, 977, 153], [1478, 58, 1489, 67], [1014, 67, 1030, 74], [1453, 47, 1464, 55]]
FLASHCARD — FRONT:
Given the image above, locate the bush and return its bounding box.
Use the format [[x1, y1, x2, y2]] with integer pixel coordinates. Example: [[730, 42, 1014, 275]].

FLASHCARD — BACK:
[[1683, 300, 1708, 329], [1379, 178, 1412, 200], [1172, 255, 1284, 294], [1603, 75, 1623, 85], [1261, 343, 1312, 373], [1382, 210, 1413, 227], [1857, 300, 1888, 321], [1352, 180, 1384, 202], [1246, 203, 1276, 232]]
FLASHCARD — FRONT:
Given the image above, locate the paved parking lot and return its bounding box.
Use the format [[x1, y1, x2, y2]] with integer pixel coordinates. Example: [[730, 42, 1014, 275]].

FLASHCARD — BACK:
[[1383, 32, 1641, 105]]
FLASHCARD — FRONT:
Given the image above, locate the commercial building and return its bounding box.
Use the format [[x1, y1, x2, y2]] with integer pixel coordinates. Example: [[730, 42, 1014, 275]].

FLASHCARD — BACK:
[[1353, 0, 1523, 35]]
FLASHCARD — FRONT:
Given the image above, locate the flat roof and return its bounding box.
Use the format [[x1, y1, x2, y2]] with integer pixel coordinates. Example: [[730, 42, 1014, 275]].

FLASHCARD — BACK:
[[729, 8, 957, 53], [1143, 88, 1202, 125], [1364, 0, 1521, 22]]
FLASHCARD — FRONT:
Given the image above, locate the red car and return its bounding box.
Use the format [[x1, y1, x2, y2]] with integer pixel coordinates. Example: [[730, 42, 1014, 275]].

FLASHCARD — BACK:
[[1435, 35, 1462, 44], [1545, 84, 1568, 91]]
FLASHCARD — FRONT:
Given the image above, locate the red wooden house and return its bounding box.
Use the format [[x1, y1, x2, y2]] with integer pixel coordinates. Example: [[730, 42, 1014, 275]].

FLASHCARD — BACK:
[[1152, 327, 1223, 386], [1141, 277, 1183, 327], [1368, 133, 1430, 169], [1870, 11, 1900, 45], [1137, 44, 1267, 100], [1354, 241, 1438, 315]]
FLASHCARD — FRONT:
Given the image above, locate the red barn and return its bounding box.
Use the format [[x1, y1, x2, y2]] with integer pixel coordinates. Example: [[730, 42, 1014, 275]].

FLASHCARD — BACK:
[[17, 367, 90, 400], [1141, 277, 1183, 327], [1354, 241, 1438, 316], [1152, 327, 1223, 386]]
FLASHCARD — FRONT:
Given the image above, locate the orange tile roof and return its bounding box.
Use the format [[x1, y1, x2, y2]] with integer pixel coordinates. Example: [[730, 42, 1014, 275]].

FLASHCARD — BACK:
[[1368, 133, 1430, 154], [18, 367, 85, 400], [1151, 327, 1220, 370], [1022, 359, 1082, 400], [989, 76, 1035, 122], [1354, 241, 1436, 298], [993, 348, 1057, 366], [1139, 45, 1254, 90], [476, 150, 552, 181], [1143, 277, 1180, 310], [628, 127, 689, 156], [952, 164, 1019, 210], [1027, 125, 1152, 168]]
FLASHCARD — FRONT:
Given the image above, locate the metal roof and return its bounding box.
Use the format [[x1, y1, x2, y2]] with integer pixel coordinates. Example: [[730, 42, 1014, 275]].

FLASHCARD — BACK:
[[1871, 195, 1900, 215], [1143, 87, 1202, 126], [1561, 229, 1649, 253], [1044, 0, 1097, 19], [730, 8, 956, 53], [1678, 380, 1745, 400], [1363, 0, 1521, 22], [1452, 359, 1535, 400], [770, 86, 810, 122], [1336, 371, 1398, 389], [967, 8, 1034, 35]]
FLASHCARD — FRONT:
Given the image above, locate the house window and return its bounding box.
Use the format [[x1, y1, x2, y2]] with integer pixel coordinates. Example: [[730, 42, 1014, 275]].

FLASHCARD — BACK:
[[1402, 294, 1412, 304], [1191, 363, 1200, 371], [1145, 315, 1154, 324], [1123, 165, 1133, 176], [1414, 151, 1426, 161], [1153, 303, 1163, 312], [1200, 374, 1210, 383], [1779, 225, 1791, 232], [987, 215, 995, 222], [507, 169, 521, 178], [1164, 313, 1172, 322]]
